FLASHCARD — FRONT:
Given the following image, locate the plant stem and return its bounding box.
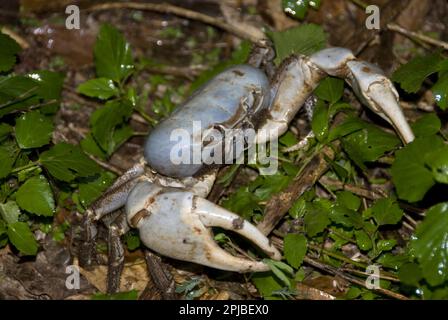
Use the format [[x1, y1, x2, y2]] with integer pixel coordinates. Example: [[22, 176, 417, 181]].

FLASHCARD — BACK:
[[11, 161, 39, 173]]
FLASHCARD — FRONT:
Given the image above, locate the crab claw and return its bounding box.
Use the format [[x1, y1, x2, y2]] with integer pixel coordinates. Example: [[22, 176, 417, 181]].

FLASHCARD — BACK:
[[126, 180, 281, 272], [346, 61, 415, 144]]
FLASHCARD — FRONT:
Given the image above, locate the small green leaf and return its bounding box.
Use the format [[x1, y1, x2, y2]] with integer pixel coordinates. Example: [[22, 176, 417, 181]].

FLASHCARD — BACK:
[[411, 113, 441, 137], [328, 116, 364, 142], [392, 53, 445, 93], [0, 144, 16, 178], [376, 239, 396, 252], [94, 24, 134, 82], [16, 175, 55, 216], [124, 231, 141, 251], [269, 24, 327, 65], [398, 263, 423, 287], [336, 191, 361, 211], [425, 146, 448, 184], [221, 187, 260, 220], [376, 253, 409, 270], [0, 76, 39, 117], [433, 72, 448, 110], [314, 77, 344, 104], [304, 200, 331, 237], [355, 230, 372, 251], [77, 78, 119, 100], [329, 205, 363, 229], [284, 233, 307, 268], [27, 70, 64, 100], [0, 32, 21, 72], [90, 100, 133, 153], [311, 99, 329, 142], [253, 174, 292, 200], [92, 290, 138, 300], [252, 273, 284, 298], [15, 110, 53, 148], [78, 171, 116, 208], [371, 198, 403, 226], [411, 202, 448, 286], [391, 136, 444, 202], [0, 201, 21, 224], [7, 221, 38, 255], [342, 124, 400, 169], [40, 143, 101, 182], [0, 123, 12, 141]]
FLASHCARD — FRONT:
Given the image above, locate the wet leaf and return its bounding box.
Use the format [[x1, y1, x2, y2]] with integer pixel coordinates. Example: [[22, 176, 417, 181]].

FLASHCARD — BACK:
[[16, 175, 55, 216], [77, 78, 119, 100], [0, 32, 21, 72], [433, 71, 448, 110], [304, 200, 331, 237], [94, 24, 134, 82], [27, 70, 64, 100], [78, 171, 116, 208], [391, 136, 444, 202], [371, 198, 403, 226], [40, 143, 101, 181], [376, 239, 397, 252], [284, 233, 307, 268], [311, 99, 329, 142], [0, 201, 20, 224], [342, 124, 400, 169], [314, 77, 344, 104], [392, 53, 445, 93], [411, 202, 448, 286], [7, 221, 38, 255], [411, 113, 441, 137], [90, 100, 133, 153], [269, 24, 327, 65], [355, 230, 372, 251], [15, 110, 53, 148]]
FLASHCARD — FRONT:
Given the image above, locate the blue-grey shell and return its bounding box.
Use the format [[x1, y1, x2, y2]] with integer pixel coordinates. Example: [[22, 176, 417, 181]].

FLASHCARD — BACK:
[[144, 65, 270, 178]]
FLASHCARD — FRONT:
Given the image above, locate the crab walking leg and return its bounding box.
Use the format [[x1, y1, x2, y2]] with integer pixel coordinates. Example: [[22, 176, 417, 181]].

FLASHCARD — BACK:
[[257, 48, 414, 144], [126, 181, 281, 272], [79, 163, 145, 267]]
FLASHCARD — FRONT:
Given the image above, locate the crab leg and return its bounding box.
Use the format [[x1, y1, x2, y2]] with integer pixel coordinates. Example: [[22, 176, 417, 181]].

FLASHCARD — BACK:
[[126, 181, 281, 272], [257, 47, 415, 144]]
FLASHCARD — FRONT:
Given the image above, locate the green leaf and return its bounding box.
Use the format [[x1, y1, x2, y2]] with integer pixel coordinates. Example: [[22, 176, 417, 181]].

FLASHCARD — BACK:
[[264, 259, 294, 287], [252, 273, 284, 298], [15, 110, 53, 148], [7, 221, 38, 255], [269, 24, 327, 65], [124, 231, 141, 251], [0, 144, 16, 178], [342, 124, 400, 169], [78, 171, 116, 208], [433, 71, 448, 110], [355, 230, 372, 251], [0, 201, 21, 224], [392, 53, 445, 93], [411, 202, 448, 286], [94, 24, 134, 82], [92, 290, 138, 300], [0, 76, 39, 117], [282, 0, 312, 19], [336, 191, 361, 211], [371, 198, 403, 226], [80, 133, 107, 160], [376, 253, 409, 270], [0, 123, 12, 141], [304, 200, 331, 237], [391, 136, 444, 202], [376, 239, 396, 252], [314, 77, 344, 104], [77, 78, 119, 100], [284, 233, 307, 268], [329, 205, 364, 229], [221, 187, 260, 220], [40, 143, 101, 181], [90, 100, 133, 153], [425, 146, 448, 184], [253, 174, 292, 200], [411, 113, 441, 137], [0, 219, 6, 235], [16, 175, 55, 216], [328, 116, 364, 142], [0, 32, 21, 72], [398, 263, 423, 287], [311, 99, 329, 142], [27, 70, 64, 100]]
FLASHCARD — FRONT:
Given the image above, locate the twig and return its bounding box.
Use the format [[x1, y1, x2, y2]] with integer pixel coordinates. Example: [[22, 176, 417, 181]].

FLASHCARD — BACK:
[[319, 176, 384, 200], [388, 23, 448, 51], [86, 154, 124, 176], [303, 256, 409, 300], [257, 142, 337, 236], [86, 2, 266, 44]]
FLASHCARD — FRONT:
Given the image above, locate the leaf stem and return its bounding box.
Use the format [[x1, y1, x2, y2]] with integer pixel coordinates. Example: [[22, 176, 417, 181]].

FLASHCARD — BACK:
[[11, 161, 40, 173]]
